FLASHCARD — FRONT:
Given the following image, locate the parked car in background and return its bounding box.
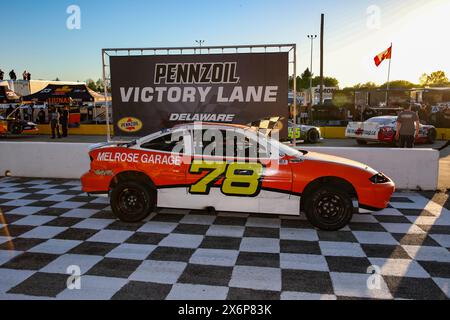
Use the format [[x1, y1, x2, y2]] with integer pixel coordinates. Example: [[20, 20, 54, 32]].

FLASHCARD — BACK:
[[345, 116, 437, 145], [287, 120, 323, 143], [0, 106, 38, 135]]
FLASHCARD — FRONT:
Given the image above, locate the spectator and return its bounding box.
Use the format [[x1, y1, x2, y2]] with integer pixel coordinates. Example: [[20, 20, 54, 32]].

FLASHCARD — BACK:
[[27, 72, 31, 80], [60, 106, 69, 137], [28, 104, 35, 122], [0, 69, 4, 80], [9, 70, 17, 81], [49, 107, 61, 139], [37, 108, 46, 124], [14, 107, 21, 120], [395, 104, 420, 148], [418, 104, 429, 124], [6, 105, 14, 118], [22, 71, 27, 80]]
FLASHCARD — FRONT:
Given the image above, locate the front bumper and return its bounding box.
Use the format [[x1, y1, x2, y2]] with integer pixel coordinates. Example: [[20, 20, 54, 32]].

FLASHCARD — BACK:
[[358, 181, 395, 211]]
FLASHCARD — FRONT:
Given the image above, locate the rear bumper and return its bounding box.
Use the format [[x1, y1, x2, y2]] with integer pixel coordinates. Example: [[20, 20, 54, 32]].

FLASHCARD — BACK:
[[81, 171, 110, 194]]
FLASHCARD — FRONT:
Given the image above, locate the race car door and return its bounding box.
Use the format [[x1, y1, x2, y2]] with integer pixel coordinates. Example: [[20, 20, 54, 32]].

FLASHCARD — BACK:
[[137, 129, 191, 208], [184, 128, 295, 215]]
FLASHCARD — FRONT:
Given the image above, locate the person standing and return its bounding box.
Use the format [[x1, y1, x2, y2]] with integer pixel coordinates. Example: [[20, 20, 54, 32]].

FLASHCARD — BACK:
[[9, 70, 16, 81], [6, 105, 14, 118], [22, 71, 27, 80], [0, 69, 4, 80], [37, 108, 46, 124], [49, 107, 61, 139], [395, 104, 420, 148], [60, 106, 69, 137], [27, 72, 31, 80], [418, 104, 429, 124]]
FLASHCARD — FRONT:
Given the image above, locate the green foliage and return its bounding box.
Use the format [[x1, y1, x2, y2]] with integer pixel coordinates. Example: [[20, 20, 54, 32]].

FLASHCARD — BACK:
[[289, 68, 339, 90], [420, 71, 450, 87], [379, 80, 417, 89], [86, 78, 108, 92]]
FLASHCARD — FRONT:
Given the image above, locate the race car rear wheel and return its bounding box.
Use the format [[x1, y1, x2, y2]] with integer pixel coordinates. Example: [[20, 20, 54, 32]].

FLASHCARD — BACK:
[[307, 129, 320, 144], [304, 186, 353, 231], [11, 123, 22, 134], [111, 180, 155, 222], [427, 128, 437, 144], [356, 139, 367, 145]]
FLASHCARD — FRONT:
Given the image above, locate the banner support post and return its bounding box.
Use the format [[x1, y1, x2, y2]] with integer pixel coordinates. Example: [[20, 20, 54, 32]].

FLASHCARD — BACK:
[[292, 45, 297, 146], [102, 49, 111, 142], [102, 44, 296, 142]]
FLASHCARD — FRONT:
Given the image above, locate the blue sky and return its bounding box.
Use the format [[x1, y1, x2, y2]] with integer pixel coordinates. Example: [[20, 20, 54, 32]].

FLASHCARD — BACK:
[[2, 0, 449, 87]]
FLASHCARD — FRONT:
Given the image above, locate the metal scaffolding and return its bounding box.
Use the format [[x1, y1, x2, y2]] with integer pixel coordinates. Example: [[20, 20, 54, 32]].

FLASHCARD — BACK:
[[102, 43, 297, 143]]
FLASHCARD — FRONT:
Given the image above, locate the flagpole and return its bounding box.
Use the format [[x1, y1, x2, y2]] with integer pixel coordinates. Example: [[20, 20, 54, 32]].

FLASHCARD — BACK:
[[385, 43, 392, 107]]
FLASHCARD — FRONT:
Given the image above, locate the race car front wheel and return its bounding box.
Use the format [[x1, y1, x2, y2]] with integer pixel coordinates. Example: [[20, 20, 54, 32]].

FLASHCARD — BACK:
[[304, 186, 353, 231], [11, 123, 22, 134], [356, 139, 367, 145], [427, 128, 437, 144], [307, 129, 320, 144], [111, 180, 155, 222]]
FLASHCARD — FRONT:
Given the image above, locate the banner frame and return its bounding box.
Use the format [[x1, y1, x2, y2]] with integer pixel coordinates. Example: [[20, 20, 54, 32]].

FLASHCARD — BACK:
[[102, 44, 297, 143]]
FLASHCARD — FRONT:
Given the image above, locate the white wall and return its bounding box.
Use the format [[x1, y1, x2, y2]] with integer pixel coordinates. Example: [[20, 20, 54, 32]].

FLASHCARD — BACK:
[[0, 142, 439, 190], [0, 142, 91, 179], [299, 147, 439, 191]]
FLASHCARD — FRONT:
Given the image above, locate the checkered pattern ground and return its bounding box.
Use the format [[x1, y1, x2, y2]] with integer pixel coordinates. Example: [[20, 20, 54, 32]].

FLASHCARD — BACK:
[[0, 177, 449, 300]]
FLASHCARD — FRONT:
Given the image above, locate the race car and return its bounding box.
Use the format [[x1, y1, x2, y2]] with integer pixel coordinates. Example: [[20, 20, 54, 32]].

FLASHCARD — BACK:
[[345, 116, 437, 146], [287, 121, 323, 143], [0, 115, 38, 135], [81, 122, 395, 231], [0, 105, 39, 135]]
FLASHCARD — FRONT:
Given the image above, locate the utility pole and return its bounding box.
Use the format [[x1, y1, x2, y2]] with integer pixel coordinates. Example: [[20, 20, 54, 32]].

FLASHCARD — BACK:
[[195, 40, 205, 53], [307, 35, 317, 106], [319, 14, 324, 105]]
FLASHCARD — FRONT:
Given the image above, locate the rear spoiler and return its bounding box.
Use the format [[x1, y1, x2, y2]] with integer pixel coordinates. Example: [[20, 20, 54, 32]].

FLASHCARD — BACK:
[[88, 140, 134, 151]]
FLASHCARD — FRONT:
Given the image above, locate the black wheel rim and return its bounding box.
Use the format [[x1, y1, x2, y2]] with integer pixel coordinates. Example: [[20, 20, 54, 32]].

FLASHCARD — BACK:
[[315, 193, 346, 225], [118, 187, 148, 216], [309, 130, 319, 143]]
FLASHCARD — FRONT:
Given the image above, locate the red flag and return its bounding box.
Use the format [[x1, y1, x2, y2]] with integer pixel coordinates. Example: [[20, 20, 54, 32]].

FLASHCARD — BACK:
[[374, 45, 392, 67]]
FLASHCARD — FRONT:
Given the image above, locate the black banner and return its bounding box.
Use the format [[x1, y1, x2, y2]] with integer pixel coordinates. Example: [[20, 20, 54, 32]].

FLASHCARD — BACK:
[[110, 52, 288, 136]]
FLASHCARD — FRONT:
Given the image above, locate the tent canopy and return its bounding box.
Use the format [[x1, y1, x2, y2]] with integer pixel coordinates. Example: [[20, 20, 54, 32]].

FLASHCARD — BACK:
[[87, 88, 112, 103], [0, 85, 20, 104], [22, 84, 95, 104]]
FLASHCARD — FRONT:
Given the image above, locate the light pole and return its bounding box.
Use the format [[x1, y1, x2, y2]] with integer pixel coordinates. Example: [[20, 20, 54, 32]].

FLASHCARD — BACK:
[[307, 35, 317, 106], [195, 40, 205, 53]]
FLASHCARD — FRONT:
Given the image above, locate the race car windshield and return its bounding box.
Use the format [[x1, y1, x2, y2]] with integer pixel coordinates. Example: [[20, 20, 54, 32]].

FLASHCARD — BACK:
[[367, 117, 396, 125], [268, 138, 306, 157]]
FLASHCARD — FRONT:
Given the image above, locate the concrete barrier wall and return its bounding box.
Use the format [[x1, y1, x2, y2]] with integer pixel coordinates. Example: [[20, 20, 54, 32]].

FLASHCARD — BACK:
[[0, 142, 91, 179], [299, 147, 439, 190], [0, 142, 440, 190]]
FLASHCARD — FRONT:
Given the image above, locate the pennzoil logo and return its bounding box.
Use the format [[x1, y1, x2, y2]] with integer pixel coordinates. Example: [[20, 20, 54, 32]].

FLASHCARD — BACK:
[[118, 117, 143, 133]]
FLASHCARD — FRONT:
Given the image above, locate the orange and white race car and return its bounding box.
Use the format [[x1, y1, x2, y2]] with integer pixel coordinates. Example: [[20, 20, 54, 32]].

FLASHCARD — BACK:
[[81, 122, 395, 230]]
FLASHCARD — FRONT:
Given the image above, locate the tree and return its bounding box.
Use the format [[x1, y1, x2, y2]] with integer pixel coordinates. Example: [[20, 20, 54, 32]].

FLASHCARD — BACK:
[[289, 71, 339, 90], [95, 79, 105, 92], [349, 82, 378, 90], [380, 80, 416, 89], [420, 71, 449, 87], [86, 79, 97, 91], [311, 76, 339, 88]]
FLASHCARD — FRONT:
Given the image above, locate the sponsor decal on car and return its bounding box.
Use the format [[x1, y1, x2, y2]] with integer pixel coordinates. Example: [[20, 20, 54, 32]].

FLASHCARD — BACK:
[[96, 151, 182, 166], [117, 117, 143, 133]]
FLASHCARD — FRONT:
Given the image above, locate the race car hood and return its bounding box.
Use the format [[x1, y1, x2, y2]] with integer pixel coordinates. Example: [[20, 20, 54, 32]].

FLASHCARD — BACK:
[[304, 151, 377, 174]]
